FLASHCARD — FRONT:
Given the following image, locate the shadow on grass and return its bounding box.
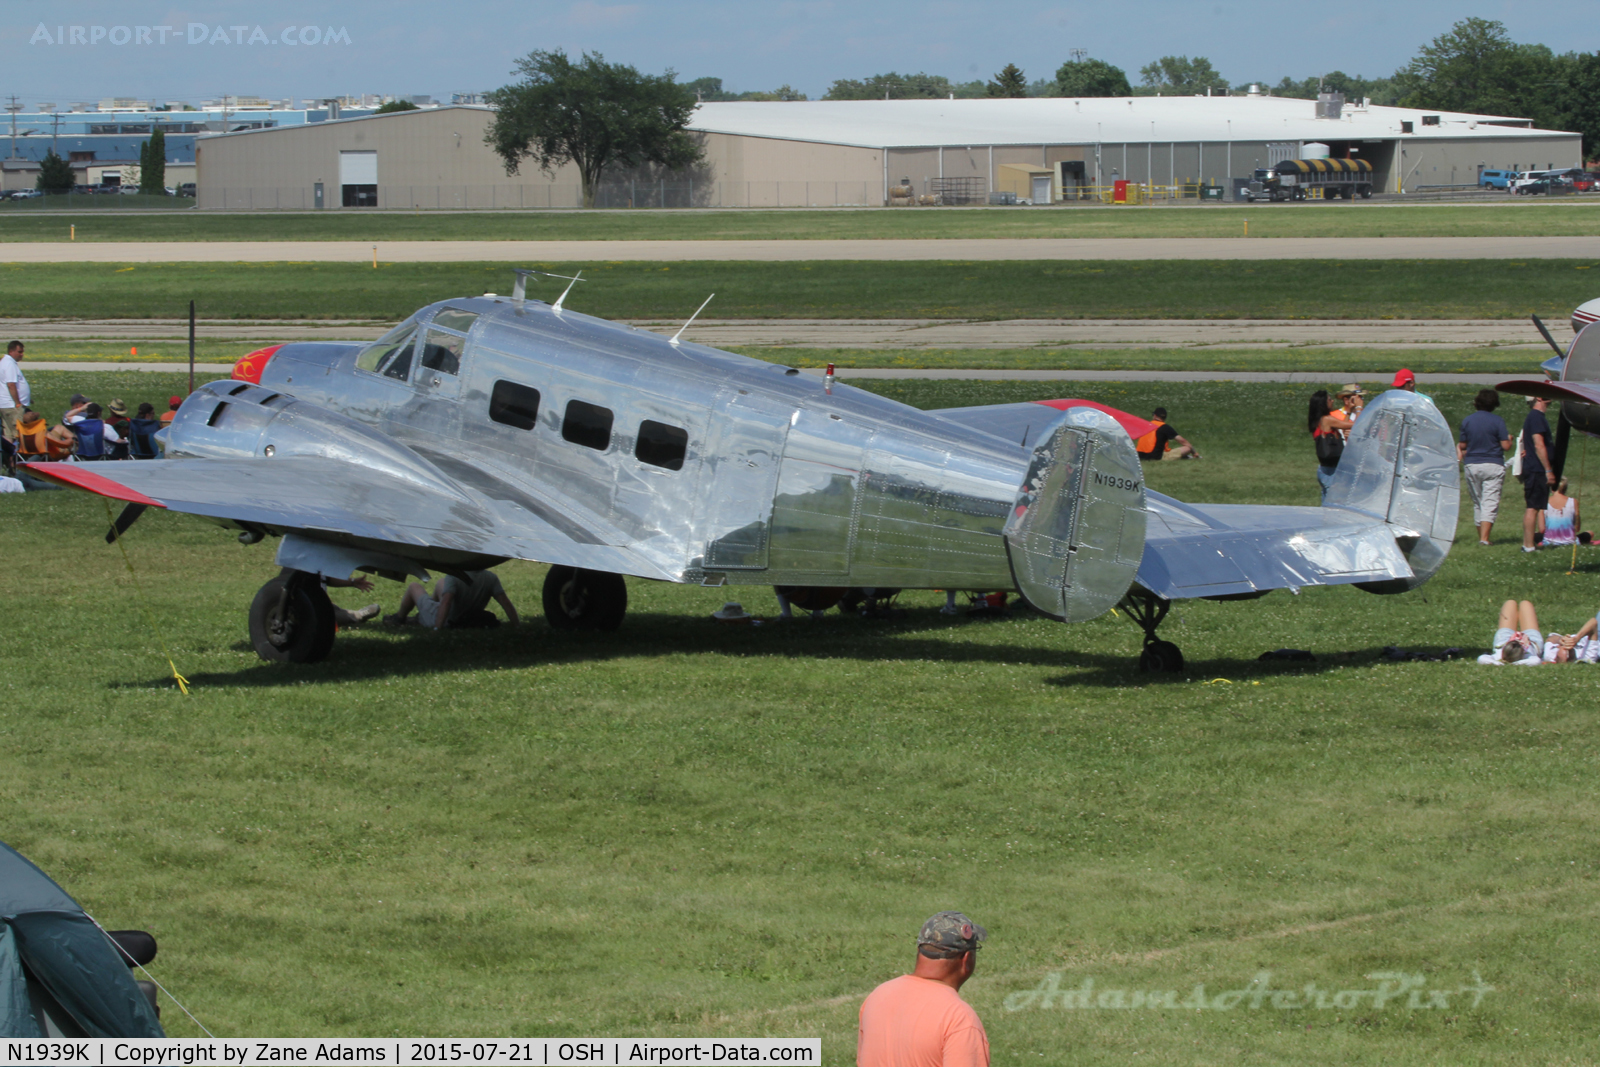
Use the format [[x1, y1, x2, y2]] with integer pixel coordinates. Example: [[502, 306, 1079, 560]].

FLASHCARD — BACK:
[[108, 606, 1393, 691]]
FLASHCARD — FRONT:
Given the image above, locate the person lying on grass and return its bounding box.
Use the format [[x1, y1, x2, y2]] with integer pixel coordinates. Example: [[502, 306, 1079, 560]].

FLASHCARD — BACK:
[[1478, 599, 1599, 665]]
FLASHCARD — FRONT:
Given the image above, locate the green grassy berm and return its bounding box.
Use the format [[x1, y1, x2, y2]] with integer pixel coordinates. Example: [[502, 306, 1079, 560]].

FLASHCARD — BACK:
[[6, 371, 1596, 1063], [3, 259, 1599, 321], [7, 201, 1600, 240]]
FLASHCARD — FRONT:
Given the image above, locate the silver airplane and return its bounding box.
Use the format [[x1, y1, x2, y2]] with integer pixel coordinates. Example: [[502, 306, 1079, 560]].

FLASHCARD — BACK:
[[1497, 303, 1600, 478], [27, 271, 1460, 671]]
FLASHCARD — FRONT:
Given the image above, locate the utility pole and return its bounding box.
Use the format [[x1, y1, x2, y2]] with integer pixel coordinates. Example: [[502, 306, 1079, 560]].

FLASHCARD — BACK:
[[51, 111, 60, 153], [6, 96, 21, 159]]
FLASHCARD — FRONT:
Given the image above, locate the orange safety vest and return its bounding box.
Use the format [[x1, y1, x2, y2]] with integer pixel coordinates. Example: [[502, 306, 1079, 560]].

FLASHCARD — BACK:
[[1135, 418, 1170, 455]]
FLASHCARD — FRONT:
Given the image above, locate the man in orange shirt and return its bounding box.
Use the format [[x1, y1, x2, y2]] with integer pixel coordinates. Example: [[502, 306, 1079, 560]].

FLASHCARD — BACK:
[[857, 912, 990, 1067]]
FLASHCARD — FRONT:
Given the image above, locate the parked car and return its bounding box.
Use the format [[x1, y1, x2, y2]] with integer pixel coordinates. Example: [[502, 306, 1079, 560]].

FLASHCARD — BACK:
[[176, 182, 195, 197], [7, 189, 41, 200], [1480, 169, 1515, 190]]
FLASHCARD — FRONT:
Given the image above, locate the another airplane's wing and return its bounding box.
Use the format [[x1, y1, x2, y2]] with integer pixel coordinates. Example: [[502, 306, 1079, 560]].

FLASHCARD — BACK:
[[1137, 493, 1413, 599], [933, 400, 1154, 450], [1495, 378, 1600, 406]]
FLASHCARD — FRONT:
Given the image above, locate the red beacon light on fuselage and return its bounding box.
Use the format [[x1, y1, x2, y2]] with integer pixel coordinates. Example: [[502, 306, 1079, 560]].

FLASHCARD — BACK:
[[231, 345, 284, 385]]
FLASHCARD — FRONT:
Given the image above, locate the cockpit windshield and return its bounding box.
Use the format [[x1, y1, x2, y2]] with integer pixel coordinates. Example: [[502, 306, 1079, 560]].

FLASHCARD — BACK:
[[355, 324, 417, 380]]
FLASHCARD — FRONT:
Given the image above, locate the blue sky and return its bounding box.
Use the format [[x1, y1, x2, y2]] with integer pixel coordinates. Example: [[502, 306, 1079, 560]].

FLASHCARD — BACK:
[[2, 2, 1592, 106]]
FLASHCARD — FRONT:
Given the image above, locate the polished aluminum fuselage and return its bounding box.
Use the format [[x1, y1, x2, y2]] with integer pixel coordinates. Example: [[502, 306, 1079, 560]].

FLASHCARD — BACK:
[[259, 296, 1030, 590]]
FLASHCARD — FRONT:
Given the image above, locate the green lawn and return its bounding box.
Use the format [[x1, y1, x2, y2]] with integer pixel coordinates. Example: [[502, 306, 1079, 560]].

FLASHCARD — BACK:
[[6, 371, 1598, 1062], [4, 259, 1599, 321], [6, 201, 1600, 240], [24, 342, 1550, 377]]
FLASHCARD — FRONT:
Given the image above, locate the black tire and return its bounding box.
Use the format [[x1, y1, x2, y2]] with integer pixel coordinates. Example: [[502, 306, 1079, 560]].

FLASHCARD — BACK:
[[248, 574, 336, 663], [1138, 640, 1185, 673], [1359, 186, 1372, 199], [543, 566, 628, 631]]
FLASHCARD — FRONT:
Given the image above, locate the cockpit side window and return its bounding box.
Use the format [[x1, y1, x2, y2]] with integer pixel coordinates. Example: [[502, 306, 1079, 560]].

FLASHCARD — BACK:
[[419, 327, 466, 376], [431, 308, 479, 333]]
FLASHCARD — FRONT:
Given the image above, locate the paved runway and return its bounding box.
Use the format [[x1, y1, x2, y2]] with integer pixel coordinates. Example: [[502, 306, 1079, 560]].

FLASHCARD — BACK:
[[6, 316, 1570, 350], [2, 236, 1599, 262]]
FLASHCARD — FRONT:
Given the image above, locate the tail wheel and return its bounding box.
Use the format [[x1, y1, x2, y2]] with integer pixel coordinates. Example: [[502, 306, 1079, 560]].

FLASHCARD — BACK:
[[543, 566, 628, 631], [1138, 639, 1185, 673], [248, 573, 336, 663]]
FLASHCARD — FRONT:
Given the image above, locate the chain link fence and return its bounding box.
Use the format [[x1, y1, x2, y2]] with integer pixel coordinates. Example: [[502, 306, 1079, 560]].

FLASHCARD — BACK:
[[199, 181, 891, 210]]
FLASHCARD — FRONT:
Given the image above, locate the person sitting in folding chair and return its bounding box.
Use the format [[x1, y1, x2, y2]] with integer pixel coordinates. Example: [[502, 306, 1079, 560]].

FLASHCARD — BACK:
[[67, 403, 119, 461], [127, 403, 162, 460]]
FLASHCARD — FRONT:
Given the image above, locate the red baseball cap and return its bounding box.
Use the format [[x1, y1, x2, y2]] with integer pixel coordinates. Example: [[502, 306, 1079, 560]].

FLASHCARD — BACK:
[[168, 395, 183, 407], [1392, 368, 1415, 387]]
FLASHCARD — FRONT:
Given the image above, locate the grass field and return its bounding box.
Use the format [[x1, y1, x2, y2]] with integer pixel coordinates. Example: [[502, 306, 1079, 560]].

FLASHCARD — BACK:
[[7, 371, 1599, 1062], [7, 201, 1600, 242], [3, 259, 1599, 322]]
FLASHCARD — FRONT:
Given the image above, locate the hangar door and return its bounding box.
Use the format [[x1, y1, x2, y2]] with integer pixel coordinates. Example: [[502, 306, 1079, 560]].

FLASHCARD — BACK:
[[339, 150, 377, 207]]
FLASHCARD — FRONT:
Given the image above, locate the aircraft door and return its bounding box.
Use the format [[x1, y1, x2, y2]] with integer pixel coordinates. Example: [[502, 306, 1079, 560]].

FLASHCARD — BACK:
[[697, 391, 793, 570]]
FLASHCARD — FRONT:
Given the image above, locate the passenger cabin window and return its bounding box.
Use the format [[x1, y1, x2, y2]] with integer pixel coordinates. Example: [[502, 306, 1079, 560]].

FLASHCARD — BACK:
[[419, 327, 465, 375], [562, 399, 613, 451], [354, 326, 417, 381], [636, 420, 688, 471], [489, 380, 541, 431], [431, 308, 479, 333]]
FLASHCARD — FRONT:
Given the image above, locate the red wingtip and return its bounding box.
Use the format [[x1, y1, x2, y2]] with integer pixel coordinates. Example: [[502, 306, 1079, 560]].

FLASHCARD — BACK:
[[232, 344, 283, 384], [20, 463, 167, 507], [1032, 398, 1155, 441]]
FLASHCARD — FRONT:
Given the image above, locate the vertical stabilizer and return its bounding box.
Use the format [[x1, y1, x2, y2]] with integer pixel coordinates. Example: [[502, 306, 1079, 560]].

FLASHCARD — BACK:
[[1324, 390, 1459, 593], [1003, 407, 1147, 622]]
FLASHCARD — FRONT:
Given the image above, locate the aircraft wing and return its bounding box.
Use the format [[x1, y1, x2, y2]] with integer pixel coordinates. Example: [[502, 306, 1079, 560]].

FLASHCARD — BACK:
[[933, 400, 1154, 450], [1496, 378, 1600, 406], [25, 457, 677, 582], [1136, 491, 1414, 599]]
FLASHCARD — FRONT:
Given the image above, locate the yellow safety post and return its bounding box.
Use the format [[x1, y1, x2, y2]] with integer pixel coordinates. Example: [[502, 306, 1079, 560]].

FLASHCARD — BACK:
[[1244, 219, 1249, 237], [101, 496, 190, 694], [372, 246, 377, 268], [70, 224, 75, 240]]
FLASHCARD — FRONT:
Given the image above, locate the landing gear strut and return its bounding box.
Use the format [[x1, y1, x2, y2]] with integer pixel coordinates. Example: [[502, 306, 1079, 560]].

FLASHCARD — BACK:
[[1119, 589, 1184, 673], [543, 566, 628, 630], [248, 570, 336, 663]]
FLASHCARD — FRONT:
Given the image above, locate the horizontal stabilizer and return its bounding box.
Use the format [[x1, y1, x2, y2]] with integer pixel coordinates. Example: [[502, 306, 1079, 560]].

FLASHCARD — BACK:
[[1495, 378, 1600, 406]]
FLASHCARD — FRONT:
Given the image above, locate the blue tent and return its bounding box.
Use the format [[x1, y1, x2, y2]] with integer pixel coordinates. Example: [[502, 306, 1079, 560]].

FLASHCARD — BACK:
[[1, 841, 164, 1037]]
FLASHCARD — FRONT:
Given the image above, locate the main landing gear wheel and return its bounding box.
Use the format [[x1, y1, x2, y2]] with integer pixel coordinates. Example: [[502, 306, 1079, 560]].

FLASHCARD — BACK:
[[543, 566, 628, 631], [1119, 589, 1185, 673], [249, 571, 336, 664]]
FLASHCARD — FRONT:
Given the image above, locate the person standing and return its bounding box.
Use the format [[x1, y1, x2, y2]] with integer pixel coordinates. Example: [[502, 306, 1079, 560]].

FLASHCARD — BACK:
[[0, 340, 27, 443], [1457, 389, 1512, 545], [1308, 390, 1353, 502], [1391, 368, 1433, 403], [1332, 384, 1365, 432], [858, 912, 990, 1067], [1520, 396, 1556, 553]]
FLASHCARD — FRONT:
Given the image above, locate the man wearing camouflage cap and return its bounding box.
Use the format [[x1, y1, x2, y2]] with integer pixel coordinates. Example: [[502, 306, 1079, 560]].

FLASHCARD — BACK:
[[857, 911, 990, 1067]]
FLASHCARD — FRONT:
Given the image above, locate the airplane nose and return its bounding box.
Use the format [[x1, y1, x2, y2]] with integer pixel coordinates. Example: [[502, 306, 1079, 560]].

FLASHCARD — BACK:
[[231, 344, 284, 384]]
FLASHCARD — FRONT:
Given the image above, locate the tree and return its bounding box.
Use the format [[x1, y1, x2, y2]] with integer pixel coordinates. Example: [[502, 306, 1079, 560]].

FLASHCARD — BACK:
[[139, 128, 165, 194], [824, 72, 957, 100], [1053, 58, 1132, 97], [1138, 55, 1229, 95], [375, 99, 420, 114], [987, 63, 1028, 98], [683, 77, 807, 102], [485, 49, 702, 209], [37, 149, 73, 194]]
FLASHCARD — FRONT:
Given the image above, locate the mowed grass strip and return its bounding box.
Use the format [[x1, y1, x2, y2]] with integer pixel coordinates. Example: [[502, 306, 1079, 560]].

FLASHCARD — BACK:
[[22, 342, 1550, 377], [9, 201, 1600, 241], [738, 345, 1549, 375], [6, 372, 1599, 1062], [3, 259, 1600, 321]]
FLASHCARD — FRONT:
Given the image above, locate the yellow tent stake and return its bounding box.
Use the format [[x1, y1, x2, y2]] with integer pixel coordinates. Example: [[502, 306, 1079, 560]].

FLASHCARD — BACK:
[[1570, 436, 1587, 576], [101, 497, 190, 694]]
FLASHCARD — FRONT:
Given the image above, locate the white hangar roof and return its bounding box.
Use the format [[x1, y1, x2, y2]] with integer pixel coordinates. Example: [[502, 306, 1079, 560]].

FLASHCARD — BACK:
[[688, 97, 1575, 149]]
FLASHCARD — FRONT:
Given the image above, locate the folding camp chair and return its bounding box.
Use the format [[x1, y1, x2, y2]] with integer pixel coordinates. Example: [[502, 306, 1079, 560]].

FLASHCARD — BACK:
[[70, 419, 108, 461]]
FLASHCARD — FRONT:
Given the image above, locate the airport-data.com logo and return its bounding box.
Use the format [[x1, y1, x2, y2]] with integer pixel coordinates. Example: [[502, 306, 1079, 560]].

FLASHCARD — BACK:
[[29, 23, 351, 46]]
